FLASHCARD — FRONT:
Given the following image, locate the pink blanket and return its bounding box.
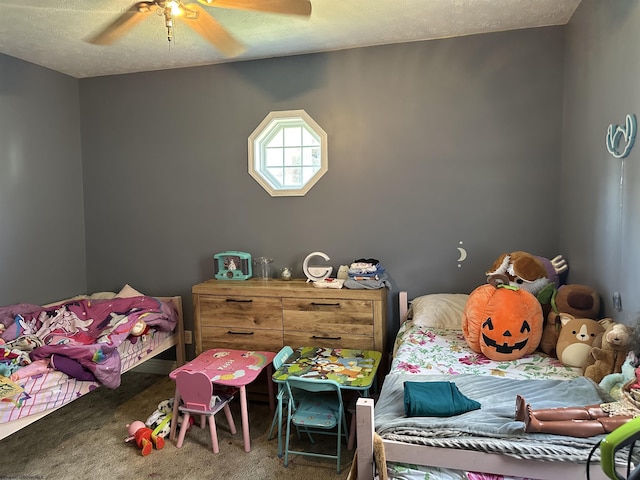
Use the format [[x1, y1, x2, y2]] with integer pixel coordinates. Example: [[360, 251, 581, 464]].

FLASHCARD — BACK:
[[0, 296, 177, 388]]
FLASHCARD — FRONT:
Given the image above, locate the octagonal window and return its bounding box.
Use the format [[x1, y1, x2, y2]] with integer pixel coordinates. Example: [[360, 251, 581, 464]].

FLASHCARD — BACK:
[[248, 110, 328, 197]]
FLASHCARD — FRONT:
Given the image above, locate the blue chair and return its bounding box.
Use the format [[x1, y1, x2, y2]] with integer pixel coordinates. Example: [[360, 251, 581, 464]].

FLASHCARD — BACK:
[[267, 346, 294, 457], [283, 377, 349, 473]]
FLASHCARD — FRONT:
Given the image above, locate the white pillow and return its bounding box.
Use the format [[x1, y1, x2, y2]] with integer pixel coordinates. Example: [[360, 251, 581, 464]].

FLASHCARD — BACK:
[[88, 291, 117, 300], [408, 293, 469, 329], [116, 284, 145, 298]]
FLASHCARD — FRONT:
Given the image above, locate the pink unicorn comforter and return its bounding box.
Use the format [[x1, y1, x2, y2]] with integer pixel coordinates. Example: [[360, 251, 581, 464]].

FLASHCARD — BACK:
[[0, 296, 177, 388]]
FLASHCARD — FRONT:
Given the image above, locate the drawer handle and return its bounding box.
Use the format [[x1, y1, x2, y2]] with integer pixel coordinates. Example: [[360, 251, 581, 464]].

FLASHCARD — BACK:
[[312, 335, 342, 340], [226, 299, 253, 303], [311, 302, 340, 307], [227, 331, 255, 335]]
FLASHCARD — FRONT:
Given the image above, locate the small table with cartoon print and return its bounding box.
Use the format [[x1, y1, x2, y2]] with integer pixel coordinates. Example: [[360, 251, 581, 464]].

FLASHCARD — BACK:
[[169, 348, 276, 452], [271, 347, 382, 455], [271, 347, 382, 392]]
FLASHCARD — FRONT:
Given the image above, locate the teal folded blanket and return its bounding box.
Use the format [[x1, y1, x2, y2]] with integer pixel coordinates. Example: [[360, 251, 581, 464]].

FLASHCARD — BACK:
[[404, 381, 481, 417]]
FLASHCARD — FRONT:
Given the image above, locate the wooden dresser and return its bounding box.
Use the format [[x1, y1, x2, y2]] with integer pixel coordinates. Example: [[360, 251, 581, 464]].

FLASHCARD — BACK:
[[192, 279, 388, 355]]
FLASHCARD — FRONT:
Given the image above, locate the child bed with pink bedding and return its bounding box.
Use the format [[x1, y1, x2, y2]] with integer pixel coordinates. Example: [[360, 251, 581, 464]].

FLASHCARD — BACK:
[[0, 286, 185, 440], [354, 292, 618, 480]]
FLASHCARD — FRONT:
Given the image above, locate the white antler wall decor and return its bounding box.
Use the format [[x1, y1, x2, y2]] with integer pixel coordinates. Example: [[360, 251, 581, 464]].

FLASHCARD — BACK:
[[606, 114, 636, 158]]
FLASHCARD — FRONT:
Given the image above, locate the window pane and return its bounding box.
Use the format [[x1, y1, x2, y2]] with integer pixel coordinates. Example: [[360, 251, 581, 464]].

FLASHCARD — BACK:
[[302, 147, 321, 166], [284, 147, 302, 166], [283, 127, 302, 147], [283, 166, 302, 187], [266, 166, 284, 186], [267, 128, 284, 148], [302, 128, 319, 146], [302, 166, 317, 184], [265, 148, 284, 167]]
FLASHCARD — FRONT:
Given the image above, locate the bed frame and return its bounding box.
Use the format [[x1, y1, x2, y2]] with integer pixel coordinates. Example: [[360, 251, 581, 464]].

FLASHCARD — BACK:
[[354, 291, 610, 480], [0, 295, 185, 440]]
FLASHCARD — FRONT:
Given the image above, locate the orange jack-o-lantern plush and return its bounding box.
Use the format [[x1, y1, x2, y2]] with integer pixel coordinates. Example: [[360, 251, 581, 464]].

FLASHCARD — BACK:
[[462, 283, 544, 361]]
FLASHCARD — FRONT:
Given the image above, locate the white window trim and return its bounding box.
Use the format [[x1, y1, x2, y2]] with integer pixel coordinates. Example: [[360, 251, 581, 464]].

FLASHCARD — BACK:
[[248, 110, 328, 197]]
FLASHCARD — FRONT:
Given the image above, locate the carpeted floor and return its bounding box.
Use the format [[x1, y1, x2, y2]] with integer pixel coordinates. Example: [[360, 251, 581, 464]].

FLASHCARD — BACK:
[[0, 372, 355, 480]]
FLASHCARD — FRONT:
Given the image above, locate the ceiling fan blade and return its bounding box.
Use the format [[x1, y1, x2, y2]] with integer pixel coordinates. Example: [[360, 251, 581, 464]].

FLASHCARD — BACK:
[[195, 0, 312, 16], [182, 4, 246, 57], [88, 2, 155, 45]]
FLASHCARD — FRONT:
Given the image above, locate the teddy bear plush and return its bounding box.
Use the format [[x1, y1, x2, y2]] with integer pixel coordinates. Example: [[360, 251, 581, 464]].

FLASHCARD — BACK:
[[539, 284, 601, 357], [599, 352, 637, 400], [583, 319, 634, 384], [554, 313, 606, 368]]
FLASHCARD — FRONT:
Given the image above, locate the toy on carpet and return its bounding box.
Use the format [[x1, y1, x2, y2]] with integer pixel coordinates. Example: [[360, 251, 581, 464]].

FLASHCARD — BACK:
[[539, 283, 601, 357], [583, 319, 634, 384], [462, 282, 543, 361], [554, 313, 606, 368], [145, 398, 195, 439], [125, 420, 165, 456]]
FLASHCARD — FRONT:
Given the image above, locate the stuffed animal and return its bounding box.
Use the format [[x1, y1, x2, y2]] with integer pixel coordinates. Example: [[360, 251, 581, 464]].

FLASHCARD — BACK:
[[599, 352, 637, 400], [145, 398, 194, 439], [125, 420, 165, 456], [539, 284, 601, 357], [535, 254, 568, 289], [130, 319, 149, 337], [485, 251, 551, 296], [462, 283, 543, 361], [554, 313, 605, 368], [145, 399, 174, 439], [583, 319, 634, 384]]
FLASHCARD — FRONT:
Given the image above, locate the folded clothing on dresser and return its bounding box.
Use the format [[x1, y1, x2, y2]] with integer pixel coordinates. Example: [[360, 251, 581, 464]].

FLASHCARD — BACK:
[[345, 258, 390, 289]]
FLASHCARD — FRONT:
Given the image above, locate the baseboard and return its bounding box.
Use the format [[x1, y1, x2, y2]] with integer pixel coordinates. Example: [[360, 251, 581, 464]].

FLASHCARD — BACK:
[[131, 358, 176, 375]]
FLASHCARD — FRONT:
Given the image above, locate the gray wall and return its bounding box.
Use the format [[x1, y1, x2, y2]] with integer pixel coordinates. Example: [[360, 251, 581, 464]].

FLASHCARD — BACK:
[[0, 55, 86, 305], [6, 1, 638, 355], [78, 27, 565, 349], [561, 0, 640, 322]]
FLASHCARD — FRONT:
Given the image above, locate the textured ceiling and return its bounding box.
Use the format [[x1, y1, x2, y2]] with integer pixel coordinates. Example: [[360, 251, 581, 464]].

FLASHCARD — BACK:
[[0, 0, 582, 79]]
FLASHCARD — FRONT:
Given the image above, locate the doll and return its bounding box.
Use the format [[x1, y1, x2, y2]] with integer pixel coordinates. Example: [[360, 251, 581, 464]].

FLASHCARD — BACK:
[[125, 420, 165, 456], [515, 395, 635, 438]]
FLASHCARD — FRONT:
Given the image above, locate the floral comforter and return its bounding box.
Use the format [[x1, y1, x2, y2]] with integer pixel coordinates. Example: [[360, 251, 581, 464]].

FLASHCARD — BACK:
[[390, 321, 582, 381]]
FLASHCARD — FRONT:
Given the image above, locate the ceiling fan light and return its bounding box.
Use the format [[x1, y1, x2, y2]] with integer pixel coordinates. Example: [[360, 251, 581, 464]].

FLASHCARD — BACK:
[[167, 1, 182, 15]]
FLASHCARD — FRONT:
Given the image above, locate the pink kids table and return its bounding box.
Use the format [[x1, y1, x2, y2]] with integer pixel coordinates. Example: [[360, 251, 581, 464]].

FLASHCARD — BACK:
[[169, 348, 276, 452]]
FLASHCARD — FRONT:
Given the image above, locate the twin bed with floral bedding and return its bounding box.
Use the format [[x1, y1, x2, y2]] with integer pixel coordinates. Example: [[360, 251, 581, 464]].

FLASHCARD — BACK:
[[0, 285, 184, 440], [354, 292, 619, 480]]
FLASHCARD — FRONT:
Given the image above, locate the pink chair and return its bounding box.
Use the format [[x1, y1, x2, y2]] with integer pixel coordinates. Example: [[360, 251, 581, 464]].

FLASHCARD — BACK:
[[175, 370, 236, 453]]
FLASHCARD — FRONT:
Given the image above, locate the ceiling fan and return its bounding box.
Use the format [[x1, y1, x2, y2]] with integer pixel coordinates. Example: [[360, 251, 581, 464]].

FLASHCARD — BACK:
[[88, 0, 312, 58]]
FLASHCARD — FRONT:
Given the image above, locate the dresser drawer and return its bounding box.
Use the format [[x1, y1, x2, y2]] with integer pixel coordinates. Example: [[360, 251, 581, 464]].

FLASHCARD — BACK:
[[283, 331, 374, 350], [282, 298, 374, 336], [192, 279, 388, 358], [198, 295, 282, 329], [200, 326, 283, 352]]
